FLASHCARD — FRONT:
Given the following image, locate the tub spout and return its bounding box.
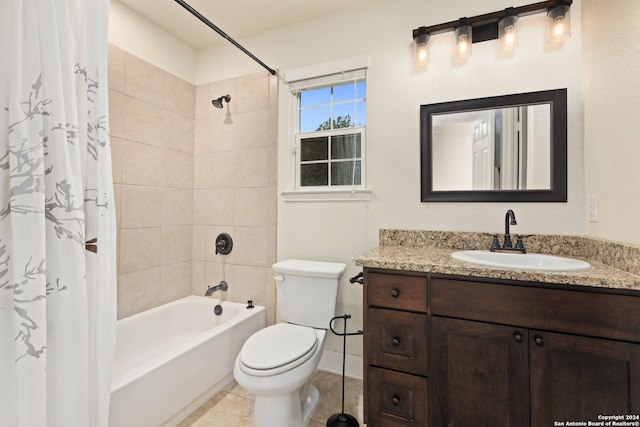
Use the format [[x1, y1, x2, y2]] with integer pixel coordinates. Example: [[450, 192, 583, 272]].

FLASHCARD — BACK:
[[205, 280, 228, 296]]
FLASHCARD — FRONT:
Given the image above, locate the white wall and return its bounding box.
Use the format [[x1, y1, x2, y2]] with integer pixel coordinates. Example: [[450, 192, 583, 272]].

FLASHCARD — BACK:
[[582, 0, 640, 244]]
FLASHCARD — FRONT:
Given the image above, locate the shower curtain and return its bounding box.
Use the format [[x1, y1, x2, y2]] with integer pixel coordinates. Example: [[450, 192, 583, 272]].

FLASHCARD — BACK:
[[0, 1, 116, 426]]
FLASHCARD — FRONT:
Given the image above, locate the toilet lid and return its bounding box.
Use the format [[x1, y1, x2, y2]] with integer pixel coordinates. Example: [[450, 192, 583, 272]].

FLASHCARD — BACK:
[[240, 323, 317, 371]]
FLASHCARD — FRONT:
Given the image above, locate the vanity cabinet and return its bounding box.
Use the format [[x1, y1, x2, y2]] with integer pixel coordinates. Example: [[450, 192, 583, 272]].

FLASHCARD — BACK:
[[363, 269, 640, 427]]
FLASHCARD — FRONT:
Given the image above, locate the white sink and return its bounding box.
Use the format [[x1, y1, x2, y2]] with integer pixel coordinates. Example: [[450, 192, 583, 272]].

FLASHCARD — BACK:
[[451, 250, 592, 272]]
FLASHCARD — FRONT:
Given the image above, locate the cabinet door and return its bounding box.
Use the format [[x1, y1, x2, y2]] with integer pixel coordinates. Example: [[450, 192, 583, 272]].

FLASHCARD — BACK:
[[530, 331, 640, 426], [430, 317, 530, 427]]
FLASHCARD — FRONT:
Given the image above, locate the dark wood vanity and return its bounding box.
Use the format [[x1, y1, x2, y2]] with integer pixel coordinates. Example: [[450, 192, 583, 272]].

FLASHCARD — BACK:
[[363, 268, 640, 427]]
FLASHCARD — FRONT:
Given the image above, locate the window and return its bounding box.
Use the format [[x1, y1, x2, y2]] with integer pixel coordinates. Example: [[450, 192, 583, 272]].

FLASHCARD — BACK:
[[283, 57, 370, 201], [296, 80, 366, 188]]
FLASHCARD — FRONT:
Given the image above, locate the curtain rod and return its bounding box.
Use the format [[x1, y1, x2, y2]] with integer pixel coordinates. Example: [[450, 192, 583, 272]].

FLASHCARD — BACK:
[[174, 0, 277, 75]]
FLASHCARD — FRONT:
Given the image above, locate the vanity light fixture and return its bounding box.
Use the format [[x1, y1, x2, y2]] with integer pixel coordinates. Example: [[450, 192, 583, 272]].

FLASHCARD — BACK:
[[412, 0, 572, 64]]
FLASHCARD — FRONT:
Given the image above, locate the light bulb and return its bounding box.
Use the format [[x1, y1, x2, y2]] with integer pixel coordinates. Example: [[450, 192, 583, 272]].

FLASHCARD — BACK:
[[417, 44, 428, 62], [505, 30, 516, 46], [553, 20, 566, 39], [457, 36, 470, 56]]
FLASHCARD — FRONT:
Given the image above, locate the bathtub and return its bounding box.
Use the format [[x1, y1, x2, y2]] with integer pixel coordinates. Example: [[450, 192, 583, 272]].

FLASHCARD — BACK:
[[109, 295, 265, 427]]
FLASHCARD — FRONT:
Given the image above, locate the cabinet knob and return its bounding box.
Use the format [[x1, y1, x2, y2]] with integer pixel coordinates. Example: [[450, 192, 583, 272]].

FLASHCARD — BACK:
[[534, 336, 544, 347], [391, 395, 400, 406], [513, 332, 523, 343], [392, 337, 401, 347], [391, 288, 400, 298]]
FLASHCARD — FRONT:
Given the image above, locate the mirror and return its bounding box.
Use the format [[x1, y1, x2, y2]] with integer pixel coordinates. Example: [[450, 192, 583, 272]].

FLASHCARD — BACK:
[[420, 89, 567, 202]]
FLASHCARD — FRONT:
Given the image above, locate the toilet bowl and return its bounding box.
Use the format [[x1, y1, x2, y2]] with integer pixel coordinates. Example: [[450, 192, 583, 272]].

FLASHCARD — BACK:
[[233, 259, 346, 427], [233, 325, 327, 427]]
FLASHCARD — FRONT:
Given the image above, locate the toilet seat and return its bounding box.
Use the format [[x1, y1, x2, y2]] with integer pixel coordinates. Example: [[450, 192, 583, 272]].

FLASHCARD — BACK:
[[239, 323, 318, 377]]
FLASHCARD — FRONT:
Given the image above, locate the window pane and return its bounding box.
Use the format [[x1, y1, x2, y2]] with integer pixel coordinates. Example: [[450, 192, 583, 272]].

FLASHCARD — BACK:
[[334, 81, 366, 103], [333, 83, 356, 103], [301, 163, 328, 186], [300, 87, 330, 107], [333, 103, 356, 128], [300, 137, 328, 161], [355, 81, 366, 99], [331, 134, 361, 159], [353, 100, 366, 126], [300, 106, 331, 132], [331, 160, 362, 185]]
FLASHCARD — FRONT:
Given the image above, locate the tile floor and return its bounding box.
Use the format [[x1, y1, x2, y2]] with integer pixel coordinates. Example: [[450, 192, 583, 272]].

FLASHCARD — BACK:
[[178, 370, 365, 427]]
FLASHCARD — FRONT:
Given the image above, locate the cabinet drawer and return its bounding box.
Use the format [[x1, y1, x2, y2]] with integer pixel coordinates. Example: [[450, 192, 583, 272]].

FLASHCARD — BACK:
[[366, 272, 427, 313], [366, 307, 428, 375], [431, 278, 640, 342], [367, 366, 428, 427]]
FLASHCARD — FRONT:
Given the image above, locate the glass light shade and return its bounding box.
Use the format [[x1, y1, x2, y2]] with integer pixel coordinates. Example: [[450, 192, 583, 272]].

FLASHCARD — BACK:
[[547, 5, 571, 43], [454, 25, 472, 59], [498, 15, 519, 52], [414, 33, 430, 65]]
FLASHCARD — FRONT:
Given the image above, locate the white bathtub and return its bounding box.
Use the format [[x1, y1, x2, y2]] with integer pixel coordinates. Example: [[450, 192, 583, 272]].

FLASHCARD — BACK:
[[109, 296, 265, 427]]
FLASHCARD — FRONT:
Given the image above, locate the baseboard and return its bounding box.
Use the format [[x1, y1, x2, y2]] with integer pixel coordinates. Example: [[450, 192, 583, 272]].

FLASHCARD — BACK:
[[318, 350, 363, 380]]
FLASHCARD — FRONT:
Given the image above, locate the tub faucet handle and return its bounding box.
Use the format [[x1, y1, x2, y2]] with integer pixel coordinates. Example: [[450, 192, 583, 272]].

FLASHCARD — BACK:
[[214, 233, 233, 255]]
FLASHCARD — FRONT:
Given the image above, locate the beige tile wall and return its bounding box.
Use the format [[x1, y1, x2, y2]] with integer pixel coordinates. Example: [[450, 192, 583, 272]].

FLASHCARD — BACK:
[[109, 44, 195, 319], [108, 45, 278, 322], [193, 71, 279, 326]]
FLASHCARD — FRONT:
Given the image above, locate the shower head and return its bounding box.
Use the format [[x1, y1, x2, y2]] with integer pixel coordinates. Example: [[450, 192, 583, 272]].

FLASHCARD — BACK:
[[212, 95, 231, 109]]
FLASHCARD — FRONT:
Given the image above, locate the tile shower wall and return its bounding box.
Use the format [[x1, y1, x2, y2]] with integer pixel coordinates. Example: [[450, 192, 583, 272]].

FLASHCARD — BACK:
[[192, 72, 279, 326], [108, 45, 195, 318], [108, 45, 278, 322]]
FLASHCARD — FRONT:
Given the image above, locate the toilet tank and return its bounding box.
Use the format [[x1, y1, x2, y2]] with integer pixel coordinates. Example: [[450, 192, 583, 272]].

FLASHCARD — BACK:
[[273, 259, 346, 329]]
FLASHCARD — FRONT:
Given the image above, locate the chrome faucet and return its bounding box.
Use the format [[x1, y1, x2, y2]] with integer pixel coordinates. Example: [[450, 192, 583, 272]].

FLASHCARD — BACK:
[[205, 280, 228, 296], [490, 209, 526, 253]]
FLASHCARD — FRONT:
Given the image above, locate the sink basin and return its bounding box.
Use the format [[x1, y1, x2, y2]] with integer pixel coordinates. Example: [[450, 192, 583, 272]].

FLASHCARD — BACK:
[[451, 250, 592, 272]]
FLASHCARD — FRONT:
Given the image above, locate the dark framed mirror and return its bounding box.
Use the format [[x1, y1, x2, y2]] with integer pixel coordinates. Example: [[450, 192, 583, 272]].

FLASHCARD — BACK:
[[420, 88, 567, 202]]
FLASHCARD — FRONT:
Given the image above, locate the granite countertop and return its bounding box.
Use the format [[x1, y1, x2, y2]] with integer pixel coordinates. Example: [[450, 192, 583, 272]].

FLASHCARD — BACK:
[[355, 230, 640, 292]]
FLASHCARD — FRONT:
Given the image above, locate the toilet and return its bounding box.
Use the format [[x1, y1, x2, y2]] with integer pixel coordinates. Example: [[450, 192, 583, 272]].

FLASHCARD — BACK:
[[233, 259, 346, 427]]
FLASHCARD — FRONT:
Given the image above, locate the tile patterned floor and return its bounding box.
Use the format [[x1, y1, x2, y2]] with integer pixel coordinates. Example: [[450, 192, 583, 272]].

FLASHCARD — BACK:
[[178, 370, 365, 427]]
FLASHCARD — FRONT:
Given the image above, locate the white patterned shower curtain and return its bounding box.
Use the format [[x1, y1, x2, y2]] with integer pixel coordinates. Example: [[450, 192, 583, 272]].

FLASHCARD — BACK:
[[0, 1, 116, 426]]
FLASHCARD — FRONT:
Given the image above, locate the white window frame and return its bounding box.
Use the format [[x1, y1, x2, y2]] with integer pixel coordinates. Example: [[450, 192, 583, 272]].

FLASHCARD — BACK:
[[283, 57, 371, 202]]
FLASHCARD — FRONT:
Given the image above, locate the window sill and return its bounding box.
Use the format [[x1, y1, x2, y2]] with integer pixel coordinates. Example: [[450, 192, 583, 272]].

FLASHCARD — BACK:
[[282, 188, 372, 202]]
